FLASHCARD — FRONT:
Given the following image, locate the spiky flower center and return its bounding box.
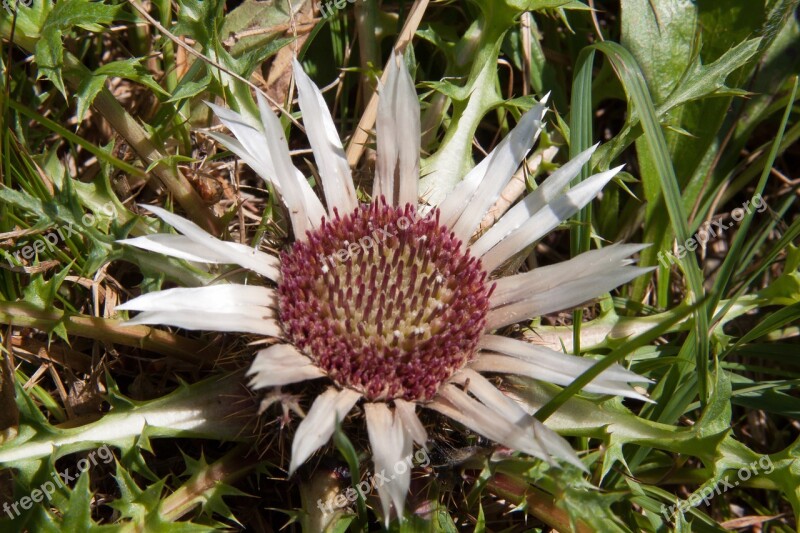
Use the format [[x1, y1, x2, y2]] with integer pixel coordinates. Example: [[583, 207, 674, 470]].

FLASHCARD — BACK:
[[279, 200, 491, 401]]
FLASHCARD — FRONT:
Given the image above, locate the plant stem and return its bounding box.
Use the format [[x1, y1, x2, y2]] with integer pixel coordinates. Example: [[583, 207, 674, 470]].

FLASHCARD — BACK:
[[486, 473, 593, 533], [0, 301, 212, 363]]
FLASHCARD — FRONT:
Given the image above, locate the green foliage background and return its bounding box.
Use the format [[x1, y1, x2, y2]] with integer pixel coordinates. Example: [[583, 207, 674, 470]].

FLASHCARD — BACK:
[[0, 0, 799, 530]]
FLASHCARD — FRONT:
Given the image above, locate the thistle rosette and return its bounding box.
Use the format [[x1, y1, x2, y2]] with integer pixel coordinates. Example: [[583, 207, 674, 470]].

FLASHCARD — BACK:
[[118, 53, 652, 525]]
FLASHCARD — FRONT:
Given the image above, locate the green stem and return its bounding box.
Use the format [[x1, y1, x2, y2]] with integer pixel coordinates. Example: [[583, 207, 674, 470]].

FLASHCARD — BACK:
[[523, 294, 768, 354], [155, 0, 177, 93], [635, 468, 779, 490], [157, 444, 255, 524], [0, 372, 255, 465], [485, 473, 593, 533], [354, 0, 379, 104], [0, 301, 211, 363]]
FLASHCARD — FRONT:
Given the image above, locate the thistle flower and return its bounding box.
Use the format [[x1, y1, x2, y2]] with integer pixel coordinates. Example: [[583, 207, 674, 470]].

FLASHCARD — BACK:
[[118, 54, 652, 524]]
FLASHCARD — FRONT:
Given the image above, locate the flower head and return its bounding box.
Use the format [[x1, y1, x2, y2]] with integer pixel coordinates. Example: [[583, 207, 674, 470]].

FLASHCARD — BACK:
[[118, 53, 652, 525], [279, 200, 491, 402]]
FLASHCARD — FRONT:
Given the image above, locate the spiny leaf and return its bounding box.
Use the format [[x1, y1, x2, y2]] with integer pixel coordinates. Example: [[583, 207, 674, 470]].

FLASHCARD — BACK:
[[660, 38, 761, 113], [76, 58, 169, 122], [32, 0, 122, 95], [61, 471, 96, 533]]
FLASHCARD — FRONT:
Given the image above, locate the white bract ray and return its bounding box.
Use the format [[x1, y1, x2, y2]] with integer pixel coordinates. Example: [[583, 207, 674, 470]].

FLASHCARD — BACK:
[[486, 264, 653, 330], [292, 59, 358, 216], [480, 165, 625, 272], [479, 335, 647, 382], [472, 334, 652, 402], [451, 369, 585, 469], [117, 284, 280, 336], [365, 403, 413, 527], [429, 383, 583, 469], [490, 243, 649, 307], [247, 344, 327, 389], [122, 310, 282, 337], [121, 205, 281, 280], [438, 98, 548, 242], [394, 399, 428, 448], [289, 387, 361, 475], [256, 93, 320, 240], [116, 284, 276, 312], [206, 100, 326, 233], [469, 142, 598, 257], [375, 52, 421, 207], [436, 93, 550, 230], [449, 100, 548, 243], [472, 353, 652, 402]]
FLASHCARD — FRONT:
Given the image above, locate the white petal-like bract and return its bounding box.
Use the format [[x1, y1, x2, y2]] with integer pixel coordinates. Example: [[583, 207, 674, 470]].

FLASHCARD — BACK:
[[129, 205, 281, 280], [470, 143, 598, 257], [429, 382, 583, 469], [490, 243, 649, 307], [448, 100, 548, 242], [486, 264, 652, 330], [292, 59, 358, 216], [289, 387, 361, 475], [375, 52, 420, 207], [480, 165, 624, 272], [247, 344, 326, 389], [365, 403, 413, 526]]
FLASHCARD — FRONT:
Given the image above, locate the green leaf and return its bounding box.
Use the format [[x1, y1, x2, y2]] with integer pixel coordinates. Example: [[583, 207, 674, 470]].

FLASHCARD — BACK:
[[172, 0, 218, 43], [166, 67, 213, 103], [332, 421, 368, 526], [736, 302, 800, 348], [659, 38, 761, 112], [559, 484, 630, 532], [21, 265, 72, 342], [7, 99, 148, 183], [177, 450, 250, 524], [474, 504, 486, 533], [420, 18, 506, 202], [43, 0, 119, 31], [727, 374, 800, 419], [709, 77, 799, 324], [32, 0, 122, 95], [76, 58, 168, 122], [33, 28, 67, 94], [219, 0, 298, 58], [620, 0, 699, 104], [110, 463, 156, 523], [144, 154, 196, 174], [61, 471, 95, 533], [0, 373, 251, 468]]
